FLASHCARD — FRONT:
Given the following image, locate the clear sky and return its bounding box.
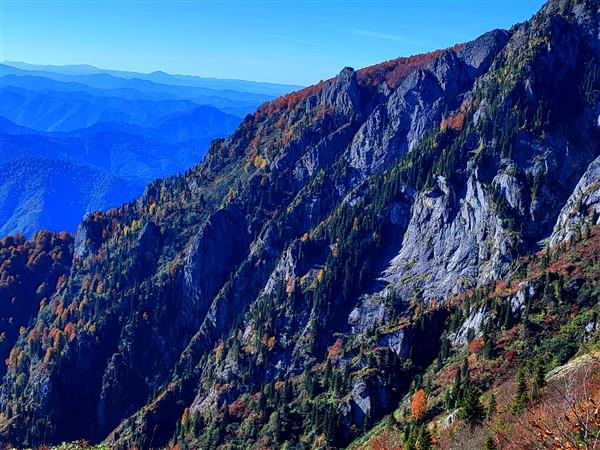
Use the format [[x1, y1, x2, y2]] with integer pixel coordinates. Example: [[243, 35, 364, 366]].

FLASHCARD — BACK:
[[1, 0, 546, 86]]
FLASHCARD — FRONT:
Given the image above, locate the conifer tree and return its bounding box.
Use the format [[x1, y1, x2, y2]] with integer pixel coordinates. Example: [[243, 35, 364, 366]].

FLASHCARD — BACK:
[[459, 385, 484, 428], [486, 393, 497, 419], [512, 368, 529, 413], [482, 435, 498, 450], [416, 425, 433, 450]]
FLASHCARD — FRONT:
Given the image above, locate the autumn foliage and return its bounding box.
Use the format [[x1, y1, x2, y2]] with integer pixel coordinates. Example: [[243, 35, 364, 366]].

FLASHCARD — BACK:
[[411, 389, 428, 422], [367, 428, 404, 450], [357, 44, 465, 90], [501, 355, 600, 450], [327, 338, 343, 361]]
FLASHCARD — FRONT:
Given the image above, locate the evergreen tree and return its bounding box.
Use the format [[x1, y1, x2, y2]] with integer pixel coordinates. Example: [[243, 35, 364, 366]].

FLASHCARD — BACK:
[[403, 424, 418, 450], [482, 435, 498, 450], [502, 302, 513, 329], [482, 327, 496, 359], [512, 368, 529, 413], [416, 425, 433, 450], [459, 385, 485, 428], [486, 393, 497, 419], [534, 357, 546, 390]]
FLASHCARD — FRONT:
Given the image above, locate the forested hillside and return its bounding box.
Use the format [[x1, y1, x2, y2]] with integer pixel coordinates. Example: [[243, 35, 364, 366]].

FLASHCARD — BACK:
[[0, 0, 599, 448]]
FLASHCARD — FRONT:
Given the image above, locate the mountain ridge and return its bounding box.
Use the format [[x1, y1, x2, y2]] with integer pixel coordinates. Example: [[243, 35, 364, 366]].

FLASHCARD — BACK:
[[1, 60, 303, 95], [0, 0, 599, 448]]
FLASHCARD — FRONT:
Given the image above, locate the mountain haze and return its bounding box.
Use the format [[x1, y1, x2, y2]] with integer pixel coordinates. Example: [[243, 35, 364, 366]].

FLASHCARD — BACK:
[[2, 61, 302, 96], [0, 62, 282, 235], [0, 0, 599, 449]]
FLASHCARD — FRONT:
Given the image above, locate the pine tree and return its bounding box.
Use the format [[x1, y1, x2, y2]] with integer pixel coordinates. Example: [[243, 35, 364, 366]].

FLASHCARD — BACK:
[[534, 357, 546, 389], [416, 425, 433, 450], [482, 327, 496, 359], [482, 435, 498, 450], [459, 385, 485, 428], [403, 423, 418, 450], [502, 302, 513, 329], [486, 393, 497, 419], [512, 368, 529, 413], [531, 357, 546, 399]]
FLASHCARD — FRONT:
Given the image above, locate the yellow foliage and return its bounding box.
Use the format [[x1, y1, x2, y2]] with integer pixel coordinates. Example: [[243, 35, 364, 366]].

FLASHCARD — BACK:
[[215, 340, 224, 362], [43, 347, 54, 364], [181, 407, 191, 429], [251, 154, 269, 170], [267, 336, 276, 352], [226, 188, 235, 203], [316, 269, 325, 283]]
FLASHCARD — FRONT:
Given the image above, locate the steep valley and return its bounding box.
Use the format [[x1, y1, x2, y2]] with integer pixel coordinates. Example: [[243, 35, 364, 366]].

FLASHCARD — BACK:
[[1, 0, 600, 449]]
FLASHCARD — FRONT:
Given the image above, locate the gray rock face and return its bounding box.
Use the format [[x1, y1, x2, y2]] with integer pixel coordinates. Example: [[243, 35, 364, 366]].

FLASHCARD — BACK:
[[378, 329, 411, 358], [380, 174, 513, 304], [348, 30, 509, 178], [73, 221, 89, 260], [493, 164, 523, 212], [73, 214, 99, 261], [183, 205, 249, 303], [348, 379, 372, 426], [6, 1, 600, 448], [348, 295, 389, 334], [451, 308, 490, 347], [458, 29, 511, 75], [509, 282, 535, 314], [318, 67, 362, 118], [550, 155, 600, 246]]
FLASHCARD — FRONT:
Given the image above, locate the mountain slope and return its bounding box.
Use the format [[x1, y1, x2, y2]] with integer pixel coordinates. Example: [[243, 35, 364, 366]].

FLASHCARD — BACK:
[[0, 157, 144, 236], [0, 85, 206, 132], [0, 108, 240, 236], [0, 0, 599, 448], [147, 105, 243, 144], [0, 232, 73, 380], [0, 122, 229, 181]]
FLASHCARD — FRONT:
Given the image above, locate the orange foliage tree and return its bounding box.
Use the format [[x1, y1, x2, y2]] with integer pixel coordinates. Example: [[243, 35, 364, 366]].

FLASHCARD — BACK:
[[411, 389, 428, 422]]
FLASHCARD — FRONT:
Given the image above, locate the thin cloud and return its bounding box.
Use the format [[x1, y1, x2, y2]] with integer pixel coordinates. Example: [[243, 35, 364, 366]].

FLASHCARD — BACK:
[[282, 37, 320, 47], [350, 28, 423, 46]]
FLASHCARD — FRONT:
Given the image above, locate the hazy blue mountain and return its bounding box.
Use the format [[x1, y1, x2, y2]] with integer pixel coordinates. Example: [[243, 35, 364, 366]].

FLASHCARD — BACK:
[[0, 64, 275, 110], [0, 106, 240, 235], [0, 73, 189, 101], [147, 105, 242, 143], [0, 85, 207, 132], [0, 62, 253, 236], [0, 110, 240, 182], [0, 157, 144, 236], [0, 115, 35, 134], [2, 60, 302, 96]]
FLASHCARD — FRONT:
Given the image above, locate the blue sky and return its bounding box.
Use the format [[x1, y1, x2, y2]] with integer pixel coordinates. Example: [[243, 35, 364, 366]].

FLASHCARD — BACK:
[[1, 0, 546, 85]]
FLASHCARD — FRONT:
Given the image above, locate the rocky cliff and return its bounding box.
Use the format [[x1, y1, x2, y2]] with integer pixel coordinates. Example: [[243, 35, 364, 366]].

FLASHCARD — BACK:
[[1, 0, 600, 448]]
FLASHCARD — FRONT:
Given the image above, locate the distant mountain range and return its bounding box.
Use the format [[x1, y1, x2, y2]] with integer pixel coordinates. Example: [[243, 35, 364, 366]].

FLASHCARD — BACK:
[[2, 1, 600, 449], [3, 61, 301, 96], [0, 62, 299, 235], [0, 157, 143, 237]]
